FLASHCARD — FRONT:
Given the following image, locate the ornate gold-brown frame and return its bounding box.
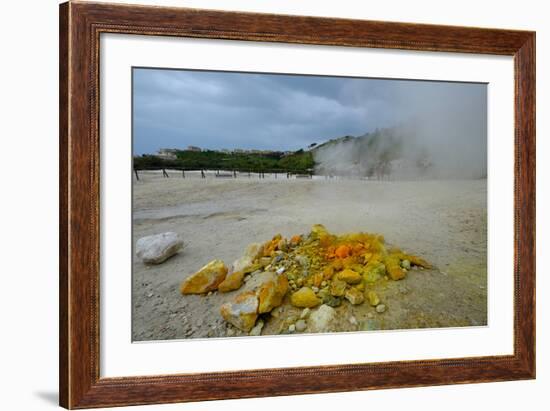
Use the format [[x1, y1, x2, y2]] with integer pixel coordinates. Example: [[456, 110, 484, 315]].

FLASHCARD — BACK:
[[59, 1, 535, 408]]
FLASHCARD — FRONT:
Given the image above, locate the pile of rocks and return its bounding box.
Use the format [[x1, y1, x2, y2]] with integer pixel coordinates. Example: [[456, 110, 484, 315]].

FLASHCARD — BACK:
[[179, 224, 431, 335]]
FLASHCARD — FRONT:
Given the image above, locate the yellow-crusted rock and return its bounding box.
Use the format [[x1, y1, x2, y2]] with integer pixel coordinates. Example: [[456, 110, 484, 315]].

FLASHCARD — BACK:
[[344, 287, 364, 305], [367, 291, 380, 306], [337, 268, 362, 284], [384, 255, 406, 281], [218, 270, 245, 293], [312, 272, 324, 288], [258, 274, 289, 313], [290, 287, 322, 308], [322, 265, 335, 280], [180, 260, 227, 294], [407, 255, 432, 269], [363, 261, 386, 283], [330, 279, 347, 297], [220, 291, 259, 332]]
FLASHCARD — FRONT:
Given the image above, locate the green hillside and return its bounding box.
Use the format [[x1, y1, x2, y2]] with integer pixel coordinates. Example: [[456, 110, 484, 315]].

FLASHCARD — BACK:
[[133, 149, 315, 173]]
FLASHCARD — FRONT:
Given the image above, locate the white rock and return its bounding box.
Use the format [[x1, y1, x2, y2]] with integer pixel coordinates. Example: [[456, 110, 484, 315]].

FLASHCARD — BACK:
[[136, 232, 183, 264], [308, 304, 336, 333], [300, 308, 311, 319], [376, 304, 387, 313], [295, 319, 307, 332], [288, 324, 296, 333]]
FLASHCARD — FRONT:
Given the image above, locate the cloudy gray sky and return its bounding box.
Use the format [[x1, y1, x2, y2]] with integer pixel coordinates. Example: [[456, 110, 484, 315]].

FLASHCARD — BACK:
[[133, 68, 486, 155]]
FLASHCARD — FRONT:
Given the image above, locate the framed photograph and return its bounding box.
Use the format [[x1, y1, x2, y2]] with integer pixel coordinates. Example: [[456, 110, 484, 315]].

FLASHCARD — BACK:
[[59, 1, 535, 408]]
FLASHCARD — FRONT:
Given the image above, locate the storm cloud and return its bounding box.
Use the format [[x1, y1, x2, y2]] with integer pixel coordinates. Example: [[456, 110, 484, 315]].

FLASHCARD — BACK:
[[132, 68, 486, 158]]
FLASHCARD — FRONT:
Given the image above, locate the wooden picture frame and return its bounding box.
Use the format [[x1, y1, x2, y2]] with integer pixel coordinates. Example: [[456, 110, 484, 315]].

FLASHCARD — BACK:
[[59, 1, 535, 408]]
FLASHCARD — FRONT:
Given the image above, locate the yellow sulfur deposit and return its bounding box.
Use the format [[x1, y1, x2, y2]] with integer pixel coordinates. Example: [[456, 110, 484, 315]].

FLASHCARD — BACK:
[[291, 287, 322, 308], [181, 225, 431, 331], [258, 275, 289, 313], [336, 268, 362, 284], [180, 259, 228, 294], [218, 270, 245, 293]]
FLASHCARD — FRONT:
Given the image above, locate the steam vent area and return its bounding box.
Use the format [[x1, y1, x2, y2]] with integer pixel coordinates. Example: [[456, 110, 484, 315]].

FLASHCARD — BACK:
[[132, 176, 487, 340]]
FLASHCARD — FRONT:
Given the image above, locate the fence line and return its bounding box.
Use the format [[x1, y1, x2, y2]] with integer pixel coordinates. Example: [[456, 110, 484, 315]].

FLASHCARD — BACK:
[[133, 167, 314, 180]]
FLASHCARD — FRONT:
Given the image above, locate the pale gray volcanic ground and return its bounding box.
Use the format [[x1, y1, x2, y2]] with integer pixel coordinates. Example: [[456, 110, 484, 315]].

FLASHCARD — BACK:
[[132, 171, 487, 341]]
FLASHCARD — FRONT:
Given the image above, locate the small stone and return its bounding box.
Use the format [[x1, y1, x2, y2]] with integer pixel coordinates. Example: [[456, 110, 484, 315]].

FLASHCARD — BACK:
[[276, 267, 285, 275], [345, 287, 365, 305], [322, 293, 342, 307], [207, 291, 213, 296], [401, 259, 411, 270], [312, 286, 319, 293], [295, 319, 307, 332], [367, 291, 380, 306], [288, 324, 296, 333], [300, 308, 311, 319], [147, 293, 153, 298], [330, 279, 347, 297], [226, 327, 235, 337], [311, 272, 324, 287], [180, 260, 228, 294], [136, 232, 184, 264], [376, 304, 386, 313], [286, 315, 298, 324], [290, 287, 322, 308], [270, 307, 281, 318], [367, 312, 374, 319], [295, 255, 308, 267], [321, 281, 327, 287], [349, 316, 358, 325], [249, 319, 264, 336], [337, 269, 362, 284]]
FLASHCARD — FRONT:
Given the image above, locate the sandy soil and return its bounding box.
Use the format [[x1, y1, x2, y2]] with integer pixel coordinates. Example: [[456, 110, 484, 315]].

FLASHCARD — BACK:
[[132, 171, 487, 341]]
